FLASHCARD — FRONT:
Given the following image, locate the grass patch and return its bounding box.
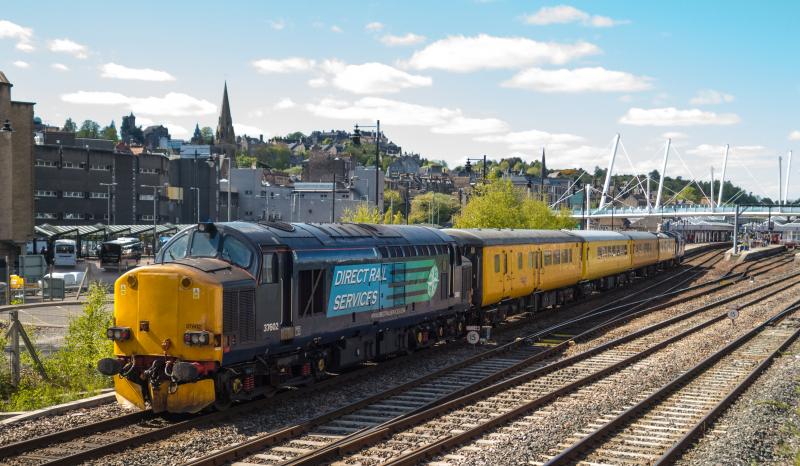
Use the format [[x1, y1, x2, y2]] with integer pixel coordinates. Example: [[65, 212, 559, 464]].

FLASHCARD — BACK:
[[1, 282, 114, 411], [757, 399, 792, 411]]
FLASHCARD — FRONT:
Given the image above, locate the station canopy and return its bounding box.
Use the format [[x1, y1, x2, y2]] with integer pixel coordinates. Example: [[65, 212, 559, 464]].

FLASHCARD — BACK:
[[34, 223, 193, 240]]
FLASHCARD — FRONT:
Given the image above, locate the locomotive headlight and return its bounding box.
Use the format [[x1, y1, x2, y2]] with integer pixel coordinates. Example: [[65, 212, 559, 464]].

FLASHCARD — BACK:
[[106, 327, 132, 341], [184, 331, 212, 346]]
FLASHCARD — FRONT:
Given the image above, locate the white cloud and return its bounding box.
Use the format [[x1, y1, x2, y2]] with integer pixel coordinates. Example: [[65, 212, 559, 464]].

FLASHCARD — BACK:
[[308, 77, 327, 88], [234, 123, 265, 137], [689, 89, 735, 105], [48, 38, 88, 59], [51, 63, 69, 71], [619, 107, 741, 126], [503, 67, 652, 93], [12, 60, 29, 69], [61, 91, 216, 116], [330, 25, 343, 33], [431, 116, 509, 135], [100, 62, 176, 82], [661, 131, 688, 139], [475, 129, 584, 150], [407, 34, 600, 72], [380, 33, 426, 46], [252, 57, 316, 73], [319, 60, 432, 94], [274, 98, 296, 110], [268, 19, 286, 30], [365, 22, 384, 31], [789, 130, 800, 141], [164, 123, 189, 139], [306, 97, 461, 126], [687, 144, 771, 164], [0, 20, 34, 52], [523, 5, 628, 27]]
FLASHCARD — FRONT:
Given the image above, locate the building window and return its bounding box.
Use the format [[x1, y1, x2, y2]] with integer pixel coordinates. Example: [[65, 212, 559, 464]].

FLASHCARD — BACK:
[[62, 161, 81, 169], [139, 167, 159, 174], [63, 213, 85, 220], [259, 191, 267, 198], [35, 190, 57, 197], [35, 212, 58, 219], [35, 159, 57, 167], [90, 164, 111, 171], [90, 192, 109, 199], [139, 194, 155, 201], [244, 190, 253, 195], [63, 191, 85, 198], [140, 214, 155, 221]]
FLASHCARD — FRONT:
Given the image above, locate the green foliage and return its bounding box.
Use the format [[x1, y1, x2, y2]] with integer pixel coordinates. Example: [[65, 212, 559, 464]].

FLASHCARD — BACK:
[[1, 282, 113, 411], [383, 189, 404, 214], [100, 122, 118, 142], [235, 152, 257, 168], [340, 203, 382, 224], [251, 144, 291, 170], [409, 192, 460, 226], [285, 131, 305, 141], [453, 177, 576, 229], [62, 117, 77, 132], [676, 185, 701, 203], [200, 127, 214, 144], [286, 166, 303, 176], [77, 120, 101, 139]]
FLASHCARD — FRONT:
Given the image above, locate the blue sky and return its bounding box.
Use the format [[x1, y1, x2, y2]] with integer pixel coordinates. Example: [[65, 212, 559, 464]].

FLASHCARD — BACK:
[[2, 1, 799, 201]]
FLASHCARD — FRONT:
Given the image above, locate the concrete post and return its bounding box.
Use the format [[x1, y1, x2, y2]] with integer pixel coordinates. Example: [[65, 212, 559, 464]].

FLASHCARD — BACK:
[[9, 310, 19, 388]]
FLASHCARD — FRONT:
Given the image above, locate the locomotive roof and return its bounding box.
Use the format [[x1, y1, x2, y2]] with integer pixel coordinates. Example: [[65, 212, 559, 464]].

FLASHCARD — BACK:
[[217, 221, 453, 249], [567, 230, 629, 242], [443, 229, 578, 246]]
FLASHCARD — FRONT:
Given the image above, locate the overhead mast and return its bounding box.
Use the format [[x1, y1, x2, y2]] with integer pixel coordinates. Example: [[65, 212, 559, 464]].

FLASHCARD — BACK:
[[598, 133, 620, 209], [654, 138, 670, 210], [717, 144, 729, 207]]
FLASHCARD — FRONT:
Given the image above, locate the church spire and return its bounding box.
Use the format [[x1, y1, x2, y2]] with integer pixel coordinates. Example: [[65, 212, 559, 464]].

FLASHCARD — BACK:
[[215, 81, 235, 146]]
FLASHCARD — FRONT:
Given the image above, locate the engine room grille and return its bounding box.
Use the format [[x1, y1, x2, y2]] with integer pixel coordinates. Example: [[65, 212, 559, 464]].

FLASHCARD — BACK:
[[222, 288, 256, 343]]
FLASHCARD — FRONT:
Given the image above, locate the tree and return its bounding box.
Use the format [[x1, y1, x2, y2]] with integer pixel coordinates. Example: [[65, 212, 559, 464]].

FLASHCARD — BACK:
[[77, 120, 101, 139], [62, 118, 77, 132], [409, 192, 460, 225], [340, 203, 382, 224], [453, 176, 575, 229], [235, 152, 257, 168], [383, 189, 404, 214], [100, 121, 118, 141], [286, 131, 306, 141], [675, 185, 701, 204], [251, 144, 291, 170], [200, 127, 214, 144]]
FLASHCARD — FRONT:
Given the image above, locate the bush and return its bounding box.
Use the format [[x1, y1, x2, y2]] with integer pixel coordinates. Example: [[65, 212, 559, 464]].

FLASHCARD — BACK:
[[1, 282, 113, 411]]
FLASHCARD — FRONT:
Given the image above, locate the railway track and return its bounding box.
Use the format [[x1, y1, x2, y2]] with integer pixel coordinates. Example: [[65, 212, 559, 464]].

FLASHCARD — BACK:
[[184, 255, 795, 466], [0, 250, 726, 465], [543, 298, 800, 466]]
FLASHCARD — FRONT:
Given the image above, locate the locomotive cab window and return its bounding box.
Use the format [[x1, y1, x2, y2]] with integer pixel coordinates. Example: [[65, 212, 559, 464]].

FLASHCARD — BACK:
[[190, 230, 220, 257], [221, 236, 253, 269], [162, 233, 189, 263], [261, 252, 278, 284]]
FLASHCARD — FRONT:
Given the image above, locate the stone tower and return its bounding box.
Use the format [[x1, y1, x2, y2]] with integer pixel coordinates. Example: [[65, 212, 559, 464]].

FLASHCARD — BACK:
[[215, 82, 236, 151]]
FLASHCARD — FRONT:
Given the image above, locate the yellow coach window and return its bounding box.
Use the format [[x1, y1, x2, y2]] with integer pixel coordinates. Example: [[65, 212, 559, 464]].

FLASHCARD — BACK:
[[494, 254, 500, 273], [518, 252, 523, 269]]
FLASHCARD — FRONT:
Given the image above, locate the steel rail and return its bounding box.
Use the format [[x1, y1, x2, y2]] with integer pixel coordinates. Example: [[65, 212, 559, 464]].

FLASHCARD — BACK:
[[366, 279, 800, 466], [194, 262, 798, 466], [544, 298, 800, 466], [0, 251, 720, 464]]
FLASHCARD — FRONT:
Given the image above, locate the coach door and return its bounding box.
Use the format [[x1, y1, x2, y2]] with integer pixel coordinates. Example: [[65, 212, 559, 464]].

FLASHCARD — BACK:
[[502, 250, 511, 296]]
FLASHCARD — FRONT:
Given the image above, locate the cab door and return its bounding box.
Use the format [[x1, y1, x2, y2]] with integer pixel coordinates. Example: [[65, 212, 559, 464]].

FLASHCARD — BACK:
[[255, 248, 290, 342]]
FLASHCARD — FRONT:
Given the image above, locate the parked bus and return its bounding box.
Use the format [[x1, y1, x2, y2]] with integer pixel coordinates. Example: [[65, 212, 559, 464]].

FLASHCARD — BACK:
[[53, 239, 77, 267], [100, 237, 143, 271]]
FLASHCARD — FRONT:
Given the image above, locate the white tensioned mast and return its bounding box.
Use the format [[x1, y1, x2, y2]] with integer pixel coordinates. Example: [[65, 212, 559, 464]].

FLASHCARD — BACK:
[[654, 138, 671, 210], [598, 133, 621, 209], [717, 144, 729, 207], [784, 150, 793, 205]]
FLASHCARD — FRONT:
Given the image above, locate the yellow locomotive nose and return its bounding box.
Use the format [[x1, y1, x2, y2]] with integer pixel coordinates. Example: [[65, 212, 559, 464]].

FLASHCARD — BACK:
[[107, 264, 223, 413]]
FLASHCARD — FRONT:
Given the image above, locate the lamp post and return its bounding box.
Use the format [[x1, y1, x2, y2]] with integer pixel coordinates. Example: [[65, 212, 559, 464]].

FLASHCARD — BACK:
[[189, 187, 200, 223], [331, 156, 341, 223], [99, 182, 117, 225], [141, 184, 161, 257]]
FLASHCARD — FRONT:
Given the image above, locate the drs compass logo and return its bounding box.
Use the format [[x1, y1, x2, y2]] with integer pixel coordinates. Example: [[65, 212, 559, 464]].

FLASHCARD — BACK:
[[327, 258, 440, 318]]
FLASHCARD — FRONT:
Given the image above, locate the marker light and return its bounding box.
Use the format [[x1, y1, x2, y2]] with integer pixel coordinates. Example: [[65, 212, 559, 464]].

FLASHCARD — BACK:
[[106, 327, 131, 341], [184, 331, 212, 346]]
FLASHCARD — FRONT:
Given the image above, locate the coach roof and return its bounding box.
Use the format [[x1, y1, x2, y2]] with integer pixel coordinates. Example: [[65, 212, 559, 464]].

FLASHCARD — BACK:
[[443, 229, 579, 246]]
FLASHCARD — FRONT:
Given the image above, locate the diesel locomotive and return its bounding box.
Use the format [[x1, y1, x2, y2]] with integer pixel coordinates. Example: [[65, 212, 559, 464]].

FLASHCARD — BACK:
[[97, 222, 683, 413]]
